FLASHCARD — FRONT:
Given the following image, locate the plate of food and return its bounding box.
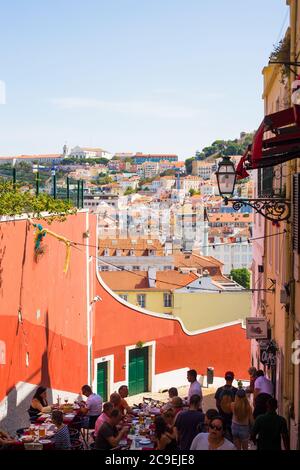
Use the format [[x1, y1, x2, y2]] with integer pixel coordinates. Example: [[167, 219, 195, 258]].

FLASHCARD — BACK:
[[139, 438, 151, 445], [39, 439, 52, 444], [20, 435, 35, 443]]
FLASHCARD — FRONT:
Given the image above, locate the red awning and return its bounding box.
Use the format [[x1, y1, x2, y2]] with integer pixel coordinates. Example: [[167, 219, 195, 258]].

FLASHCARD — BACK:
[[236, 105, 300, 179]]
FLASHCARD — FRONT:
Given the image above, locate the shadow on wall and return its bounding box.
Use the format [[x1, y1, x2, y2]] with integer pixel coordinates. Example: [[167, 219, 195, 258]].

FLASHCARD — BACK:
[[0, 312, 53, 435]]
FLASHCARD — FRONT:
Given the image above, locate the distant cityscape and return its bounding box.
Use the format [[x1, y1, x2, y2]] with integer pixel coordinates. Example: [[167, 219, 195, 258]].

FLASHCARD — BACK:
[[0, 138, 253, 312]]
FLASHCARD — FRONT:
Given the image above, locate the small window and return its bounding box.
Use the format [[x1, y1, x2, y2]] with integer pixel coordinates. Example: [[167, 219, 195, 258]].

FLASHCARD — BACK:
[[137, 294, 146, 308], [119, 294, 128, 301], [164, 293, 172, 308]]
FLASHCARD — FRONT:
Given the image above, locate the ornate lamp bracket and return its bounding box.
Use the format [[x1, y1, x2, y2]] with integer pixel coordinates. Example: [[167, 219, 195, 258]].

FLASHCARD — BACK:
[[224, 197, 291, 222]]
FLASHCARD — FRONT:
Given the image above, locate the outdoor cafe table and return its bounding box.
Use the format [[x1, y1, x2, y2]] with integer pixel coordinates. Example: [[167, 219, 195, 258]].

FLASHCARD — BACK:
[[120, 407, 159, 450], [14, 422, 56, 450]]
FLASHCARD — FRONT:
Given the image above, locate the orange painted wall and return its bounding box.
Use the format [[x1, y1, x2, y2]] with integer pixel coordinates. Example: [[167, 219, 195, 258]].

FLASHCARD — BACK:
[[0, 212, 96, 402], [94, 281, 251, 381]]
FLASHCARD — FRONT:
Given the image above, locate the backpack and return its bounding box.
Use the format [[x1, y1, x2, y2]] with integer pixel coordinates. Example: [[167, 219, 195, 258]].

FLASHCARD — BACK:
[[218, 387, 235, 414]]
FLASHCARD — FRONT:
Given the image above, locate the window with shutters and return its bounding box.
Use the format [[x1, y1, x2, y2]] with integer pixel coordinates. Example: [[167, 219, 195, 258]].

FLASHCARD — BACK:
[[258, 167, 274, 197], [292, 174, 300, 253]]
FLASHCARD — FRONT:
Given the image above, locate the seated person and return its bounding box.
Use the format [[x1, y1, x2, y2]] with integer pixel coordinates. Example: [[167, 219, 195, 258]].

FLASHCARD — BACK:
[[95, 402, 114, 437], [154, 416, 178, 451], [28, 386, 53, 422], [0, 430, 18, 449], [163, 410, 177, 436], [118, 385, 133, 415], [80, 385, 103, 429], [51, 410, 71, 450], [197, 408, 219, 433], [95, 409, 128, 450], [170, 396, 184, 418], [109, 392, 122, 410], [161, 388, 178, 413]]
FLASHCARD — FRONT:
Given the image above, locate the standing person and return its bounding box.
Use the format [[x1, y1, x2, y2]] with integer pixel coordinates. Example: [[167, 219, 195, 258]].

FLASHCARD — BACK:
[[95, 409, 128, 450], [247, 367, 257, 394], [94, 402, 114, 437], [214, 371, 237, 440], [186, 370, 203, 408], [51, 410, 71, 450], [251, 398, 289, 450], [80, 385, 103, 429], [174, 394, 204, 450], [190, 416, 236, 450], [253, 371, 274, 419], [231, 389, 253, 450], [118, 385, 133, 415]]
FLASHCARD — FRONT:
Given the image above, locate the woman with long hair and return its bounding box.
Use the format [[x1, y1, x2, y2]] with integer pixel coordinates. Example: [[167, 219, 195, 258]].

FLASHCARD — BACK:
[[28, 386, 52, 422], [154, 416, 178, 451], [231, 389, 253, 450]]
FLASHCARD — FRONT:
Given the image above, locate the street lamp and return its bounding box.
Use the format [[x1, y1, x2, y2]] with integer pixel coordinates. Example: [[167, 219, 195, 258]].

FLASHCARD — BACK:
[[215, 157, 291, 222], [216, 156, 236, 197]]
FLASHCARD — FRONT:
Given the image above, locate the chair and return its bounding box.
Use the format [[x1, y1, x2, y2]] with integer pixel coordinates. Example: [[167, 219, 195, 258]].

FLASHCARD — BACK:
[[27, 410, 38, 424], [71, 439, 84, 450], [16, 428, 27, 437], [69, 428, 80, 442]]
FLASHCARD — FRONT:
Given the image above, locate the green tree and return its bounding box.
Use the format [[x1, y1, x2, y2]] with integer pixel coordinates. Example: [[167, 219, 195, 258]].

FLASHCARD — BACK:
[[185, 157, 195, 175], [230, 268, 250, 289], [124, 186, 135, 195], [160, 169, 177, 177], [0, 179, 75, 221], [97, 175, 112, 185], [189, 188, 200, 196]]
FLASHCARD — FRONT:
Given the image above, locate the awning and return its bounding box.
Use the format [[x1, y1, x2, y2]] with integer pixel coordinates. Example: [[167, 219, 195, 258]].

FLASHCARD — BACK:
[[236, 104, 300, 179]]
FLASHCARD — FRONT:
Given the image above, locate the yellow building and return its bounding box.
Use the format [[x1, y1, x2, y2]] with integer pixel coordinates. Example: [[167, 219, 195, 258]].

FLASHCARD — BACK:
[[101, 269, 251, 332]]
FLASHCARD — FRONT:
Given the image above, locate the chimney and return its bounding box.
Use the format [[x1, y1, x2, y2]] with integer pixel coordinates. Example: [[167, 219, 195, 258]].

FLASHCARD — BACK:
[[148, 267, 157, 288]]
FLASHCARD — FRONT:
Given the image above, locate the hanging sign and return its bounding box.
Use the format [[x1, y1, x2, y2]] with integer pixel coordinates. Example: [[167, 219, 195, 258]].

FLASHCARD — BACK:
[[246, 317, 268, 339], [259, 341, 277, 367]]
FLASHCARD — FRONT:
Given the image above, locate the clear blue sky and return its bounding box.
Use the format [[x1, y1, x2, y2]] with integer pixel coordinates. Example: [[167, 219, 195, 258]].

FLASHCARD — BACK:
[[0, 0, 289, 159]]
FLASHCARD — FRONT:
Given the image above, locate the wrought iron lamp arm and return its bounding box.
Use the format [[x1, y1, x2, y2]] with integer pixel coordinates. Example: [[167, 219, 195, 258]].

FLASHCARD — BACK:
[[224, 197, 291, 222]]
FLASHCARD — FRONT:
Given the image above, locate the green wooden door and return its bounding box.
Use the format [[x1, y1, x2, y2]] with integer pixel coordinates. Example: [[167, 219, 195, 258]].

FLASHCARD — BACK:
[[129, 347, 149, 396], [97, 361, 108, 401]]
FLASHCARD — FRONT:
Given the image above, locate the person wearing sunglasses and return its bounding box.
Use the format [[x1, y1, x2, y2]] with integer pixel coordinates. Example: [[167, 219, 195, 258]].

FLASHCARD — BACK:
[[190, 416, 236, 450]]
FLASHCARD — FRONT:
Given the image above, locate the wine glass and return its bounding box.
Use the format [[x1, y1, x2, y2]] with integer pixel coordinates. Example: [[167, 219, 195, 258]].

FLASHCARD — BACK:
[[64, 398, 69, 405]]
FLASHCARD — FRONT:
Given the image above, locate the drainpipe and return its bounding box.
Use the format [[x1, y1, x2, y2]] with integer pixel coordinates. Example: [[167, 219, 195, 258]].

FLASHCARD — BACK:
[[86, 211, 91, 385]]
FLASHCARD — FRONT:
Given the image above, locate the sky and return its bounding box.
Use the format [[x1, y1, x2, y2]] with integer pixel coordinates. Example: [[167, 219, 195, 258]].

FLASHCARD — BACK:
[[0, 0, 289, 159]]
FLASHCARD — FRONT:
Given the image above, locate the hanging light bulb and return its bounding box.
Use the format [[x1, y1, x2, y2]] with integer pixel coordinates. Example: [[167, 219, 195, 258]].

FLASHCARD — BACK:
[[291, 75, 300, 105]]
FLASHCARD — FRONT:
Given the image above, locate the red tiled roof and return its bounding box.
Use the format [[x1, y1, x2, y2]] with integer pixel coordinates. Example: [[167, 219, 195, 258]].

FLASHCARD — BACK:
[[174, 253, 223, 271], [100, 270, 198, 291], [98, 238, 164, 256]]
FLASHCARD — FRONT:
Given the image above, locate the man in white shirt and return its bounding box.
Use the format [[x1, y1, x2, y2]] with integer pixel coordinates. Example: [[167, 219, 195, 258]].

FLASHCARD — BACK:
[[81, 385, 103, 429], [186, 369, 203, 408], [253, 371, 274, 419]]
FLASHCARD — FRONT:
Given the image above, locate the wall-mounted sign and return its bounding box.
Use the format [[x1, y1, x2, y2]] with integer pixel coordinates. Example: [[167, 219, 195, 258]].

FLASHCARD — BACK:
[[246, 317, 268, 339], [259, 340, 277, 367]]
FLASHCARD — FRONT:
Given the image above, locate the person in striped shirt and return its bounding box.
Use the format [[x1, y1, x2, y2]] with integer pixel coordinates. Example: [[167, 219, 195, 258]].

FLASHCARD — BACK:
[[51, 410, 71, 450]]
